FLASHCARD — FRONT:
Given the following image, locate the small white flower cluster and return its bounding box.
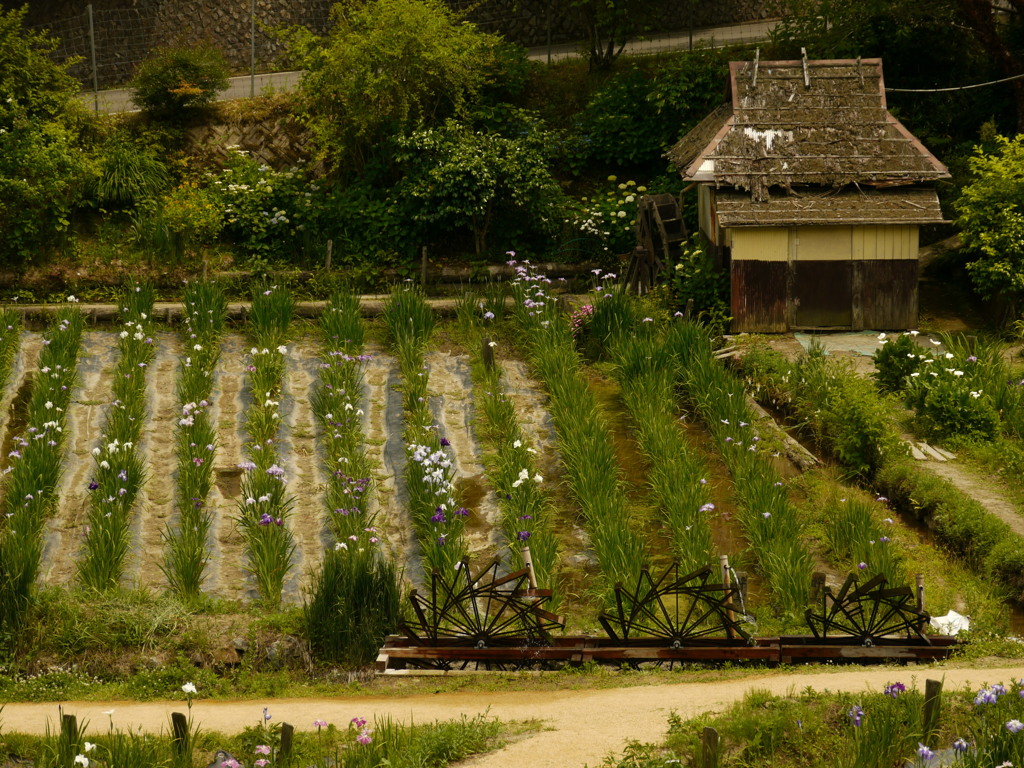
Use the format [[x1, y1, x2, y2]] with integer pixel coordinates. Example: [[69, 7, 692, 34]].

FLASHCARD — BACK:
[[511, 467, 543, 488]]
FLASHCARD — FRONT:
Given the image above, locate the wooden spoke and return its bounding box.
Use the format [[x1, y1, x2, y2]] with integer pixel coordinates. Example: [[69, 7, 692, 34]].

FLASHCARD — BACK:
[[598, 562, 750, 645], [399, 558, 565, 668], [805, 573, 930, 645]]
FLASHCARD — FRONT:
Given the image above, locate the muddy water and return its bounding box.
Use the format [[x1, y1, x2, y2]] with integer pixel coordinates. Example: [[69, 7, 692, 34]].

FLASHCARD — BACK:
[[45, 333, 119, 586], [0, 332, 43, 475], [206, 335, 251, 602], [501, 359, 559, 457], [280, 338, 327, 601], [426, 351, 499, 558], [131, 334, 180, 590]]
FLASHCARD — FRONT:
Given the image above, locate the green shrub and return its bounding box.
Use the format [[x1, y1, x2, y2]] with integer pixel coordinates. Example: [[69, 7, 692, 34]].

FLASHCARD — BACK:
[[918, 379, 1000, 440], [741, 343, 906, 479], [160, 182, 224, 260], [670, 238, 730, 323], [208, 148, 321, 265], [304, 545, 402, 666], [574, 50, 729, 170], [91, 138, 170, 210], [872, 332, 922, 393], [0, 4, 98, 264], [876, 460, 1024, 598], [129, 45, 229, 120], [395, 118, 567, 256]]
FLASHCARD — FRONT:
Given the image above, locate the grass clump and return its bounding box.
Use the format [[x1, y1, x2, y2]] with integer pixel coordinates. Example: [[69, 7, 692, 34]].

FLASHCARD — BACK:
[[668, 320, 813, 618], [510, 262, 648, 601], [237, 282, 297, 608], [384, 284, 468, 574], [455, 286, 559, 596], [79, 284, 156, 590], [163, 281, 228, 603], [305, 290, 403, 666], [0, 304, 83, 644]]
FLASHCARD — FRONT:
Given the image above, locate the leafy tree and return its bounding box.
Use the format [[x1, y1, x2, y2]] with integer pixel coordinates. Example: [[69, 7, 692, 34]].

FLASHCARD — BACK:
[[129, 45, 230, 121], [0, 6, 97, 264], [955, 133, 1024, 311], [568, 0, 655, 70], [395, 119, 566, 255], [289, 0, 501, 173]]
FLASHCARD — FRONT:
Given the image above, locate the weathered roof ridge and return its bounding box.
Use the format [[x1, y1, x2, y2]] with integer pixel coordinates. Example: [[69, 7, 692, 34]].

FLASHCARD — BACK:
[[668, 57, 950, 201], [714, 185, 947, 227]]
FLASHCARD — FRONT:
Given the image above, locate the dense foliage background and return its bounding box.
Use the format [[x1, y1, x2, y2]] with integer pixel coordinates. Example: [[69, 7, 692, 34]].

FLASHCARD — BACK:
[[1, 0, 1022, 315]]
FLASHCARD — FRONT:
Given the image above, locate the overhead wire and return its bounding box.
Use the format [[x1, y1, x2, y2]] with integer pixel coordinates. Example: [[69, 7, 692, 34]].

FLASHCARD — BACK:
[[886, 72, 1024, 93]]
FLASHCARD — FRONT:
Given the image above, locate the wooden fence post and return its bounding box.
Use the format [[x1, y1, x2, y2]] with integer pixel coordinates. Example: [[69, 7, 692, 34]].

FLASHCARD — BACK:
[[923, 679, 943, 747], [701, 726, 719, 768], [170, 711, 189, 763], [325, 239, 333, 271], [279, 722, 294, 766], [61, 713, 78, 745]]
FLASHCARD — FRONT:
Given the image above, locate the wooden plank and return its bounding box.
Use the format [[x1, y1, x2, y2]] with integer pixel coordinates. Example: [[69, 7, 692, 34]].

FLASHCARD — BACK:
[[731, 260, 788, 332], [854, 259, 918, 329]]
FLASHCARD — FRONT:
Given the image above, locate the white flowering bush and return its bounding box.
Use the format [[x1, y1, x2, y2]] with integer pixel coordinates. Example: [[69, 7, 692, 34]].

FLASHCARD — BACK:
[[568, 175, 641, 256], [208, 149, 321, 263], [886, 334, 1002, 441]]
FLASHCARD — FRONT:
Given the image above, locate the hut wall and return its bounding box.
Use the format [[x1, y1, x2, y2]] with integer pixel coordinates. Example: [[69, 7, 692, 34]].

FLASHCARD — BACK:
[[728, 224, 920, 332]]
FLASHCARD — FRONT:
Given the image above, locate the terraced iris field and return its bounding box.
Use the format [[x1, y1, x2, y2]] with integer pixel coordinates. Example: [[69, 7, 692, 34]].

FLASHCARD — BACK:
[[0, 267, 1012, 648]]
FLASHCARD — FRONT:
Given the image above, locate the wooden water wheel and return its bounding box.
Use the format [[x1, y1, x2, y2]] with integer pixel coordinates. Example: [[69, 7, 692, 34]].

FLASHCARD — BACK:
[[626, 193, 688, 294], [598, 562, 750, 645], [399, 558, 564, 669], [804, 573, 930, 646]]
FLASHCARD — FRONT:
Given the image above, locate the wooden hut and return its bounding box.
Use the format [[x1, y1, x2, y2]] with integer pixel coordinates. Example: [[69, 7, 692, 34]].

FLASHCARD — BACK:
[[667, 56, 949, 332]]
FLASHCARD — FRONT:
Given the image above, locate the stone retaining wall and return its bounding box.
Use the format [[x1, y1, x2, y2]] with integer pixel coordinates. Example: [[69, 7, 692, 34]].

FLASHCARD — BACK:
[[9, 0, 776, 88]]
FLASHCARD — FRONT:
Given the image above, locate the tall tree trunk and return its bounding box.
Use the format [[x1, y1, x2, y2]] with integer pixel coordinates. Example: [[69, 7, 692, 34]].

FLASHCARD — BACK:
[[957, 0, 1024, 131]]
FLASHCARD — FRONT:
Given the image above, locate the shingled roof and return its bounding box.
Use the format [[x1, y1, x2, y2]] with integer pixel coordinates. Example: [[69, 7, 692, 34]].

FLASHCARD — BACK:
[[715, 186, 946, 227], [667, 57, 950, 202]]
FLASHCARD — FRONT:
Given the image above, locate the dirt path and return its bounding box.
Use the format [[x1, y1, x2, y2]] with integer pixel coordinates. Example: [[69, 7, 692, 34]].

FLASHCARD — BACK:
[[361, 347, 410, 567], [426, 351, 499, 555], [132, 333, 180, 590], [3, 667, 1021, 766], [208, 335, 249, 602], [924, 461, 1024, 537], [281, 338, 327, 602], [45, 332, 119, 585]]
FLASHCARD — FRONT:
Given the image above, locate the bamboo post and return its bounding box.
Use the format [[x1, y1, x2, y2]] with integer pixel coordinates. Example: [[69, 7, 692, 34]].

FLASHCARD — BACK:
[[736, 571, 748, 607], [923, 679, 943, 747], [916, 573, 926, 632], [720, 555, 735, 637], [325, 239, 333, 271], [482, 337, 495, 370], [522, 545, 537, 589], [420, 246, 428, 286], [701, 726, 719, 768], [810, 572, 826, 603], [170, 712, 189, 762], [279, 722, 294, 766]]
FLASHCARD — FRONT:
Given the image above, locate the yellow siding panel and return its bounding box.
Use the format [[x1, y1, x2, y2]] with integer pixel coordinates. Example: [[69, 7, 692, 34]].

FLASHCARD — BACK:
[[731, 227, 789, 261], [795, 226, 853, 261], [848, 225, 919, 260]]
